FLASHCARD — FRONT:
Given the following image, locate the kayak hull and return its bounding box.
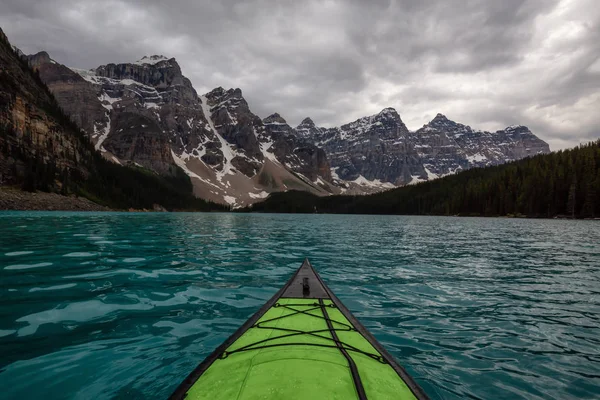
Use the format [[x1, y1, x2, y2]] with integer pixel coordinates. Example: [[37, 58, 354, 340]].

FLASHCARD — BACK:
[[170, 260, 428, 400]]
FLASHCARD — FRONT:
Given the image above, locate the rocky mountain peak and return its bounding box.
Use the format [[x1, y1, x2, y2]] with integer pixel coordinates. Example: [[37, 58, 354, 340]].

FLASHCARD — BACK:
[[427, 113, 464, 131], [205, 86, 229, 103], [298, 117, 316, 128], [376, 107, 400, 120], [263, 113, 288, 125], [26, 51, 87, 87], [296, 117, 325, 140], [134, 55, 171, 65], [207, 86, 225, 96], [231, 87, 243, 97], [89, 54, 198, 106], [432, 113, 448, 121], [503, 124, 529, 133], [96, 54, 183, 82], [203, 87, 250, 117], [339, 107, 406, 138], [27, 51, 53, 68]]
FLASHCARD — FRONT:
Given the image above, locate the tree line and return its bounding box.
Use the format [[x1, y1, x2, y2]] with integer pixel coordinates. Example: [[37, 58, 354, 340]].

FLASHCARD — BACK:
[[246, 140, 600, 219]]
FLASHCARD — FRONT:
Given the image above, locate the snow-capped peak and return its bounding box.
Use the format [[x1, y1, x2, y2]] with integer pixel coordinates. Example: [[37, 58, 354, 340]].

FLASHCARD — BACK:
[[134, 55, 170, 65], [431, 113, 450, 122], [298, 117, 315, 128], [263, 113, 288, 125], [376, 107, 399, 119], [505, 124, 527, 130]]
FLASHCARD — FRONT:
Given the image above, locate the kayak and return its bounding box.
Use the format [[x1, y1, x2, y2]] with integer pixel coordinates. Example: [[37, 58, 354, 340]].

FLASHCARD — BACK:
[[169, 259, 428, 400]]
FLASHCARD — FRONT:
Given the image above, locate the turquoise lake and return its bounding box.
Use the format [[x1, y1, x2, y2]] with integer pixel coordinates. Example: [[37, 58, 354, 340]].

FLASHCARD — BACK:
[[0, 212, 599, 399]]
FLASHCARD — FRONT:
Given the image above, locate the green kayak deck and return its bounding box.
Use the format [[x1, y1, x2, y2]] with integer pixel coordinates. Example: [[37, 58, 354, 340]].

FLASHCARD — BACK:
[[170, 260, 428, 400]]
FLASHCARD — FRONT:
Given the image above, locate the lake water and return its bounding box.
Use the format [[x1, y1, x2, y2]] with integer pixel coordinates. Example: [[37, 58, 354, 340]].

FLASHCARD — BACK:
[[0, 212, 599, 399]]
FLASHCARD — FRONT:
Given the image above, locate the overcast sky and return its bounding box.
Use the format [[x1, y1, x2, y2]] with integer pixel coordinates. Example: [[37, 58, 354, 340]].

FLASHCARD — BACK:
[[1, 0, 599, 150]]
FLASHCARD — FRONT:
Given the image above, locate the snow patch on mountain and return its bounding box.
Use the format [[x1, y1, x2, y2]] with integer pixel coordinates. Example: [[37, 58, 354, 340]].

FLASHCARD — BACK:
[[74, 69, 165, 108], [424, 165, 438, 180], [408, 175, 427, 185], [223, 195, 237, 205], [248, 191, 269, 199], [199, 95, 237, 182], [466, 153, 487, 163], [134, 55, 170, 65], [352, 175, 396, 189], [259, 140, 278, 162], [94, 114, 111, 151], [172, 150, 202, 180], [330, 167, 340, 180]]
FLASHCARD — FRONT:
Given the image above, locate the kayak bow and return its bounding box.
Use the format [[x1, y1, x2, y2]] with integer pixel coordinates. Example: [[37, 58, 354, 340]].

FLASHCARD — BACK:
[[170, 259, 428, 400]]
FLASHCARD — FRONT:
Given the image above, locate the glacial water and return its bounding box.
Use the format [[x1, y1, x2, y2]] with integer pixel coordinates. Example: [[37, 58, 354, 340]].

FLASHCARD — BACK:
[[0, 212, 599, 399]]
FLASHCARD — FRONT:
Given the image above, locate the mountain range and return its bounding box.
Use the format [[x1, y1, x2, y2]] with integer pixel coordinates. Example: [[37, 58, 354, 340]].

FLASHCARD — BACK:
[[7, 33, 550, 207], [0, 28, 222, 211]]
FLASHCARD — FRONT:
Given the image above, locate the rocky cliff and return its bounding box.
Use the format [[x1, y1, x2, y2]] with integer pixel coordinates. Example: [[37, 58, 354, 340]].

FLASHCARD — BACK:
[[298, 111, 550, 185], [23, 48, 550, 204], [262, 113, 332, 182], [0, 32, 92, 189], [1, 30, 224, 211], [28, 54, 336, 206], [27, 51, 107, 140], [410, 113, 551, 179], [297, 108, 426, 186]]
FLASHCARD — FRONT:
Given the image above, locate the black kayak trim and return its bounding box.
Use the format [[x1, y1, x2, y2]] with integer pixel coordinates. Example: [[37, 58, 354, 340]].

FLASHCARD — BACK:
[[310, 261, 430, 400], [168, 259, 429, 400], [320, 297, 367, 400]]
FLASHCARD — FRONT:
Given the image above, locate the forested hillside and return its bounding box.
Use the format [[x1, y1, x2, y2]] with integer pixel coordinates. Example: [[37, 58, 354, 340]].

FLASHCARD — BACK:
[[247, 140, 600, 218]]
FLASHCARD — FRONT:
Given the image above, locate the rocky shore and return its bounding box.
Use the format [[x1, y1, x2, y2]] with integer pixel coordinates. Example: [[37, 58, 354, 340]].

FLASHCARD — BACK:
[[0, 187, 110, 211]]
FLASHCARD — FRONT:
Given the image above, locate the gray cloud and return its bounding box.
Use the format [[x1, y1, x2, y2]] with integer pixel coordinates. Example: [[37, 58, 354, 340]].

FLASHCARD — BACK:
[[1, 0, 598, 149]]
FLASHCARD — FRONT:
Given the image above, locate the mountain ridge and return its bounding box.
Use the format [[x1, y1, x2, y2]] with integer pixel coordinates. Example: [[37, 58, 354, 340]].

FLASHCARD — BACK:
[[244, 140, 600, 219], [0, 28, 224, 211], [298, 109, 550, 185], [21, 48, 550, 206]]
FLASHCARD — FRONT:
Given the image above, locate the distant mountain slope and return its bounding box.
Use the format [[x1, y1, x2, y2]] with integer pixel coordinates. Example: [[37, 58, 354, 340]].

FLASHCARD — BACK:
[[413, 113, 550, 178], [297, 111, 550, 185], [0, 28, 223, 211], [246, 140, 600, 219], [24, 48, 550, 205], [28, 54, 336, 206]]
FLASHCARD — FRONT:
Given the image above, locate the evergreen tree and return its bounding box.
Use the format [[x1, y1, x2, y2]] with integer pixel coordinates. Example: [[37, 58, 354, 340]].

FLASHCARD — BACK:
[[567, 180, 576, 218]]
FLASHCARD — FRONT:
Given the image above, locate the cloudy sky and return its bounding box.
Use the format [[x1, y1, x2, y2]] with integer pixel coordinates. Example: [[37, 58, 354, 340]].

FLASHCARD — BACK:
[[1, 0, 599, 149]]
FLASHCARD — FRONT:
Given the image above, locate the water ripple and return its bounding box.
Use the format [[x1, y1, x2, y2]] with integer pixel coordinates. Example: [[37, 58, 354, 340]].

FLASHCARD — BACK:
[[0, 212, 599, 399]]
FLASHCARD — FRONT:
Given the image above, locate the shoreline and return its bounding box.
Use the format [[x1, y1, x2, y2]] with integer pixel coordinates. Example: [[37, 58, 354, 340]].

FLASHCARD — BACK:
[[0, 186, 110, 211], [2, 187, 598, 220]]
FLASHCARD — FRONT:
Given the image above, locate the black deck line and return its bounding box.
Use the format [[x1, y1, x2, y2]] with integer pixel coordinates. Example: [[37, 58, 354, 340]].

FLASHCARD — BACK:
[[309, 261, 430, 400], [320, 298, 367, 400], [168, 260, 310, 399], [168, 259, 430, 399]]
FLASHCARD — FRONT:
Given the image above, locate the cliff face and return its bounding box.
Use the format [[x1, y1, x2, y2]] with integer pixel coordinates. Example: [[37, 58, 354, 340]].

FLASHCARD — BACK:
[[26, 54, 336, 205], [27, 51, 107, 144], [75, 56, 204, 174], [299, 111, 551, 185], [298, 108, 426, 185], [20, 46, 551, 204], [262, 113, 332, 182], [203, 87, 264, 177], [410, 114, 551, 179], [0, 31, 92, 189], [0, 31, 226, 211]]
